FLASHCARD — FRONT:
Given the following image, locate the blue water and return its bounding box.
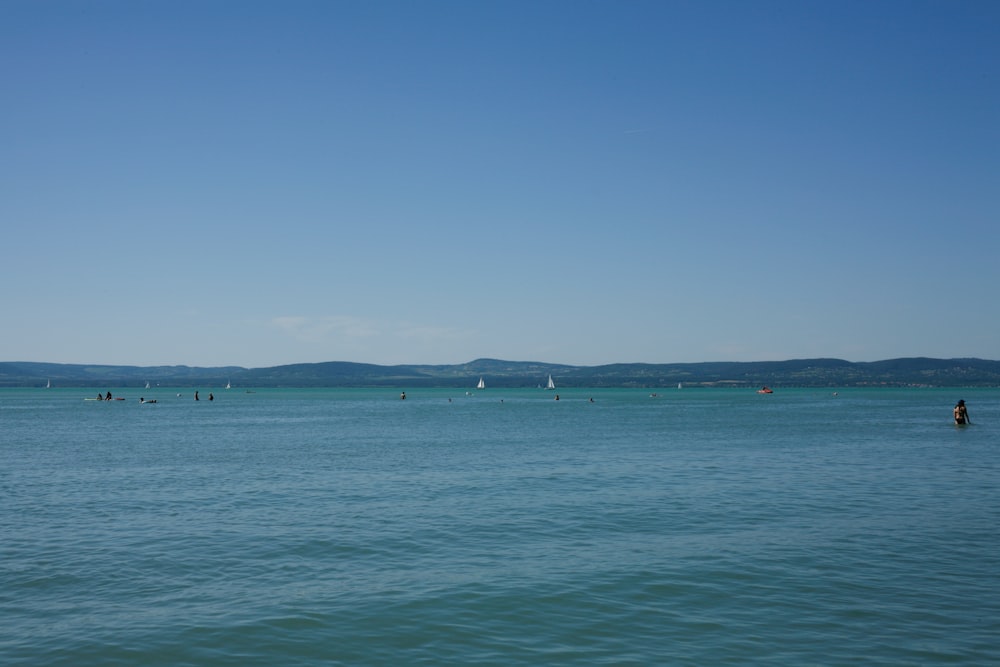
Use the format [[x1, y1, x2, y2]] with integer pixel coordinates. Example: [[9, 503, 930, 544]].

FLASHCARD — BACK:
[[2, 387, 998, 665]]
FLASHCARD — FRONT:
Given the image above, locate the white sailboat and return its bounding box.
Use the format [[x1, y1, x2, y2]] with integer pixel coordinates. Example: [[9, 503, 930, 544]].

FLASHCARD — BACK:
[[226, 380, 232, 390], [476, 377, 485, 390], [145, 381, 151, 389], [546, 375, 556, 390], [46, 379, 51, 389]]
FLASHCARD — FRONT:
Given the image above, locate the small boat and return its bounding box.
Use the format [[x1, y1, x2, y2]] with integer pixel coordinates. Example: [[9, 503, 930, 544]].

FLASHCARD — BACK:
[[677, 382, 682, 390], [46, 379, 51, 389], [546, 375, 556, 390], [145, 381, 151, 389], [757, 386, 773, 394], [476, 377, 485, 390], [226, 380, 232, 390]]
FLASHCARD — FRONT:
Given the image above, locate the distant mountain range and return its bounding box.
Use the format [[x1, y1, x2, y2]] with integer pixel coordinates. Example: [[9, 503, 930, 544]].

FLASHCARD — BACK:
[[3, 357, 1000, 388]]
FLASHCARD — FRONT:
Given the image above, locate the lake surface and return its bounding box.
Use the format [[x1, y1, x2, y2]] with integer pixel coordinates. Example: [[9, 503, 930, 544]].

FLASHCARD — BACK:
[[2, 386, 998, 665]]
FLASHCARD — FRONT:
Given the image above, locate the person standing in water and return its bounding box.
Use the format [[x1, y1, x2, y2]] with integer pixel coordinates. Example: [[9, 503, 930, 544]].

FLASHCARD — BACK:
[[954, 399, 970, 425]]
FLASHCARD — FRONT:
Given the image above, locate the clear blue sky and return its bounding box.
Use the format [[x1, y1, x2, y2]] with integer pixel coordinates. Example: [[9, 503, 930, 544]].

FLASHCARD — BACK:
[[3, 1, 997, 368]]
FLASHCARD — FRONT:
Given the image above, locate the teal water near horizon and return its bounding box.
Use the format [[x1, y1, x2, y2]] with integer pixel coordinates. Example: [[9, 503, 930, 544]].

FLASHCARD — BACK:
[[2, 386, 999, 665]]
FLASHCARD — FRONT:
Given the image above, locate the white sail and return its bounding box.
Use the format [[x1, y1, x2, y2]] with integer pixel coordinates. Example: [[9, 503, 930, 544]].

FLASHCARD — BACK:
[[145, 381, 151, 389], [546, 375, 555, 390], [46, 379, 51, 389], [226, 380, 232, 389], [476, 377, 485, 390]]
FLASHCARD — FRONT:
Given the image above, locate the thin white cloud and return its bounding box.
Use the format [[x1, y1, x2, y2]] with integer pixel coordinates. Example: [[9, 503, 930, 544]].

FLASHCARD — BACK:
[[395, 324, 472, 341], [271, 316, 473, 347], [271, 316, 381, 342]]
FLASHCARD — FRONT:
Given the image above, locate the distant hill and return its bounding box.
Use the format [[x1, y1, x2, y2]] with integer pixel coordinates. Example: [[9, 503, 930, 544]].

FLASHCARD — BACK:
[[3, 357, 1000, 388]]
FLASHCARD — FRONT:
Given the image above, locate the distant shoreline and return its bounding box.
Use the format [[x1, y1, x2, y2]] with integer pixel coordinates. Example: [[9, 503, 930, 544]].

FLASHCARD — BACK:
[[3, 358, 1000, 388]]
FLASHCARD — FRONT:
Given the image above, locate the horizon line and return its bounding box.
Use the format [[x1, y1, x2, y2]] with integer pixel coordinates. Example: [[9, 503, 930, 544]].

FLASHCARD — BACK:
[[4, 355, 998, 370]]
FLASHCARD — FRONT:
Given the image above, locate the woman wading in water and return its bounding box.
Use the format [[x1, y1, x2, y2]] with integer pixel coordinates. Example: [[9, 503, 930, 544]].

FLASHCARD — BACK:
[[954, 399, 970, 425]]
